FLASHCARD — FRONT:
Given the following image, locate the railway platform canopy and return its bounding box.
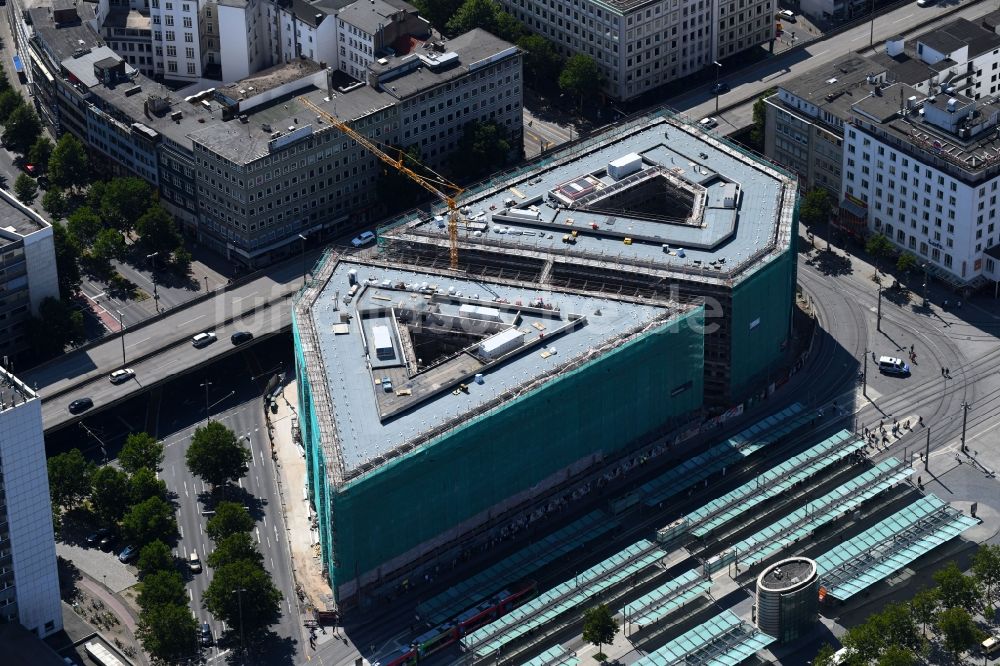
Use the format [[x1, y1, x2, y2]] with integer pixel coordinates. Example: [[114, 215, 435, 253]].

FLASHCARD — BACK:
[[522, 644, 579, 666], [621, 568, 710, 629], [633, 610, 776, 665], [816, 494, 979, 601]]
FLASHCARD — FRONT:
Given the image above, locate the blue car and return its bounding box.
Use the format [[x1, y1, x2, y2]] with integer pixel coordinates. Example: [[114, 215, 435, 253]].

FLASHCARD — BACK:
[[118, 544, 138, 563]]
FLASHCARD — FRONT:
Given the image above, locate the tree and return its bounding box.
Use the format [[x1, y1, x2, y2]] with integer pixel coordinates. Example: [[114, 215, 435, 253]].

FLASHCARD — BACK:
[[750, 93, 770, 149], [450, 120, 512, 180], [100, 177, 154, 232], [122, 496, 178, 546], [936, 606, 983, 663], [14, 173, 36, 203], [581, 604, 618, 661], [871, 602, 920, 653], [865, 233, 894, 274], [517, 34, 563, 92], [207, 532, 263, 569], [137, 540, 175, 578], [48, 134, 90, 190], [172, 246, 192, 274], [42, 187, 67, 219], [1, 103, 40, 154], [559, 55, 603, 108], [66, 206, 103, 247], [375, 145, 428, 212], [28, 136, 53, 172], [412, 0, 465, 35], [137, 602, 198, 664], [92, 228, 127, 263], [799, 188, 833, 229], [973, 544, 1000, 615], [203, 560, 283, 635], [0, 89, 21, 124], [811, 644, 839, 666], [206, 502, 255, 542], [90, 466, 130, 526], [934, 561, 980, 612], [52, 223, 81, 298], [909, 587, 938, 636], [138, 570, 187, 611], [445, 0, 522, 41], [896, 251, 918, 278], [876, 645, 915, 666], [129, 467, 169, 505], [135, 204, 182, 255], [47, 448, 94, 509], [26, 296, 84, 359], [185, 421, 251, 489], [119, 432, 164, 474]]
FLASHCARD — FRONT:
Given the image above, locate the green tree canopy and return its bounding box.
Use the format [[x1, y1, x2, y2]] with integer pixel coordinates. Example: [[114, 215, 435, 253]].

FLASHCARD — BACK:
[[48, 134, 90, 190], [137, 540, 175, 579], [517, 34, 563, 92], [799, 188, 833, 228], [90, 466, 130, 526], [934, 561, 980, 612], [559, 55, 603, 107], [41, 187, 67, 219], [138, 569, 187, 611], [172, 246, 192, 275], [749, 92, 773, 150], [14, 173, 36, 203], [875, 645, 915, 666], [28, 136, 53, 172], [26, 296, 84, 359], [841, 602, 919, 663], [136, 602, 198, 664], [581, 604, 618, 660], [896, 251, 918, 277], [66, 206, 103, 247], [445, 0, 522, 41], [92, 228, 127, 263], [2, 104, 41, 154], [206, 501, 255, 542], [909, 586, 938, 636], [119, 432, 164, 474], [0, 89, 21, 124], [47, 448, 94, 509], [52, 223, 81, 298], [375, 145, 427, 212], [972, 544, 1000, 613], [185, 422, 251, 489], [129, 467, 169, 505], [865, 233, 894, 273], [203, 560, 283, 636], [936, 606, 983, 662], [135, 204, 182, 255], [412, 0, 465, 34], [100, 177, 155, 232], [206, 532, 263, 570], [450, 120, 512, 180], [123, 496, 178, 546]]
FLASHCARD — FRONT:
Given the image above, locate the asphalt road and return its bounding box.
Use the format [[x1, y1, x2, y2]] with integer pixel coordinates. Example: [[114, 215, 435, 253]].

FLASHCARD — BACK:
[[157, 356, 301, 664]]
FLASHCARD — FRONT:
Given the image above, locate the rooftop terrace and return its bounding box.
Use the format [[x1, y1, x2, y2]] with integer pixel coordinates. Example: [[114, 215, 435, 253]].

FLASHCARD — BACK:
[[383, 112, 797, 286], [297, 257, 691, 479]]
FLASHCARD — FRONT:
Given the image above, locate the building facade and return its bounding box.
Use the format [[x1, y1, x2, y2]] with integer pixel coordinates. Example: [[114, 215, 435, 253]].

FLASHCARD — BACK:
[[499, 0, 775, 100], [0, 368, 62, 638]]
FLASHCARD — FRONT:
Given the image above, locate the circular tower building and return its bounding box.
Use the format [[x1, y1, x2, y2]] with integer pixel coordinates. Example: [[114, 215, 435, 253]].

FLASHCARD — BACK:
[[755, 557, 819, 643]]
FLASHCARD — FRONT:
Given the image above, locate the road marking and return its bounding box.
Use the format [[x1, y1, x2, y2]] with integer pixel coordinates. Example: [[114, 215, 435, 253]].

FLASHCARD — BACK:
[[125, 336, 151, 349], [256, 474, 261, 487], [238, 478, 243, 488], [270, 557, 274, 569], [811, 49, 828, 57], [894, 12, 913, 22], [199, 522, 204, 535], [274, 525, 278, 541], [256, 527, 261, 543], [179, 314, 205, 326], [189, 588, 193, 601], [184, 480, 189, 497], [262, 514, 267, 526], [851, 34, 864, 41], [179, 525, 184, 539]]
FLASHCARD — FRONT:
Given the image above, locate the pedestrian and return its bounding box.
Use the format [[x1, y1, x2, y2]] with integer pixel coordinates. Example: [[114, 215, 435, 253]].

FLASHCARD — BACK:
[[919, 415, 924, 426], [910, 344, 914, 353], [946, 367, 950, 376], [872, 351, 876, 362], [941, 367, 945, 376]]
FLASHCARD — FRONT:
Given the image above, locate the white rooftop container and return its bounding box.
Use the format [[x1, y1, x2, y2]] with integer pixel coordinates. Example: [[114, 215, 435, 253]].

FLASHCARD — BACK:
[[479, 328, 524, 359], [372, 325, 395, 360], [459, 304, 502, 322], [608, 153, 642, 180]]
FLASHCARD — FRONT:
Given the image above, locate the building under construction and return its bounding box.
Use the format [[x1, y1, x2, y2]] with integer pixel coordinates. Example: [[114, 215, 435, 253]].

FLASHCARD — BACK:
[[292, 109, 798, 608], [380, 108, 800, 403]]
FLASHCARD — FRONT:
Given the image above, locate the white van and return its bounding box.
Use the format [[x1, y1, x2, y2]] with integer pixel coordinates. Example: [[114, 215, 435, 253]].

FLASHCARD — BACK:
[[984, 636, 1000, 655], [878, 356, 910, 376], [777, 9, 796, 21]]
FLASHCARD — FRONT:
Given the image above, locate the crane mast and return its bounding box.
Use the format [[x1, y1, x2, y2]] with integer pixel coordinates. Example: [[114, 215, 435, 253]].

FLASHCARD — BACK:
[[298, 96, 463, 269]]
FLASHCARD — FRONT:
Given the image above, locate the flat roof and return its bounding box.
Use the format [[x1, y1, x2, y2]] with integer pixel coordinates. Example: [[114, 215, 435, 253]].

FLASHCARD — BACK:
[[917, 18, 1000, 59], [385, 112, 797, 286], [61, 47, 136, 88], [0, 200, 50, 248], [298, 258, 691, 478], [759, 557, 816, 591]]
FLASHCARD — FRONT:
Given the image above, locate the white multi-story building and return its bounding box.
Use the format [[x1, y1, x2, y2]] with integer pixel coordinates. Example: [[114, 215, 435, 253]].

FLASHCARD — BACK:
[[499, 0, 774, 101], [149, 0, 204, 80], [0, 368, 62, 638], [841, 81, 1000, 290]]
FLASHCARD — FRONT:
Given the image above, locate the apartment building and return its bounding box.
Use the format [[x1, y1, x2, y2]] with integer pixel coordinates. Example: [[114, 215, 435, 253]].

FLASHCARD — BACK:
[[499, 0, 774, 100], [0, 368, 62, 638], [766, 18, 1000, 195], [841, 82, 1000, 290], [0, 202, 59, 358]]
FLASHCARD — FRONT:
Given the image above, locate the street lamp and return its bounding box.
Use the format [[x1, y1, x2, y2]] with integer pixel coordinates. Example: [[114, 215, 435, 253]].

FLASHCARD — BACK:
[[236, 586, 246, 665], [201, 379, 212, 425], [203, 275, 209, 293], [146, 252, 160, 312], [115, 310, 126, 369], [713, 61, 723, 113], [876, 285, 883, 332], [298, 233, 307, 287], [922, 263, 929, 306]]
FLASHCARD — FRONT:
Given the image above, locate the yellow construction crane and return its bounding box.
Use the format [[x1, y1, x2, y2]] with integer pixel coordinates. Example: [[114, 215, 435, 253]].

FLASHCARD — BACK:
[[298, 96, 464, 269]]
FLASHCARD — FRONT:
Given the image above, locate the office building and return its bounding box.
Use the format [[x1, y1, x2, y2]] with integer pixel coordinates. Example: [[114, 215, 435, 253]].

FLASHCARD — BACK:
[[0, 368, 62, 638]]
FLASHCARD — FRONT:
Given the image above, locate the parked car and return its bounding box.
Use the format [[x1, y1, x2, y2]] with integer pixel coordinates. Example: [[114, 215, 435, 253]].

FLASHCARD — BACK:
[[68, 398, 93, 414], [85, 527, 110, 547], [351, 230, 376, 248], [711, 82, 730, 95], [109, 368, 135, 384], [200, 623, 213, 646], [230, 331, 253, 345], [117, 544, 138, 563], [777, 9, 796, 20], [916, 0, 934, 6], [191, 331, 217, 348], [699, 117, 718, 130]]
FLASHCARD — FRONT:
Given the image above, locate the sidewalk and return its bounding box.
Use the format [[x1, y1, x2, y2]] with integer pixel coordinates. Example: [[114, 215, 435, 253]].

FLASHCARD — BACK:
[[75, 573, 146, 666], [269, 380, 336, 612]]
